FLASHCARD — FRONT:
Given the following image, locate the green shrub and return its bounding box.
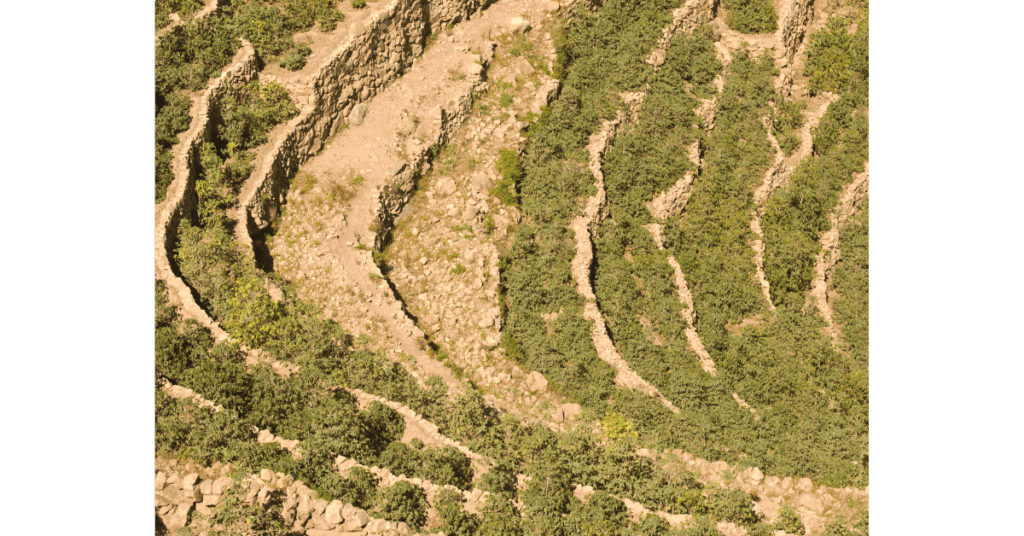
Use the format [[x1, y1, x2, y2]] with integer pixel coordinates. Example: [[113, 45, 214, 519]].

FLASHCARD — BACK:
[[490, 148, 523, 206], [774, 503, 806, 535], [774, 95, 807, 155], [564, 490, 631, 536], [279, 42, 313, 70], [723, 0, 778, 34], [155, 0, 204, 31], [832, 206, 869, 365], [377, 480, 428, 529], [351, 0, 366, 7], [436, 488, 481, 536], [805, 18, 854, 94]]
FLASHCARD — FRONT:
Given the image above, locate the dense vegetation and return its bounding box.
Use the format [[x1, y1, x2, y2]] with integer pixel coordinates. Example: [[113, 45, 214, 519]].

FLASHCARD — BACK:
[[155, 0, 343, 202], [722, 0, 778, 34], [155, 0, 869, 531], [831, 206, 869, 366]]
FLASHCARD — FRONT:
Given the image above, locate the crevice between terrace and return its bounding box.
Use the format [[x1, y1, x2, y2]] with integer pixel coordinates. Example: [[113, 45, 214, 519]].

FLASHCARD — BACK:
[[808, 161, 868, 347]]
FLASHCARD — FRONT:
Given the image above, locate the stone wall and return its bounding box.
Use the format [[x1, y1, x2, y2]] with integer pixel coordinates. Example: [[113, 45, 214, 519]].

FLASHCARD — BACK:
[[235, 0, 495, 250], [155, 461, 420, 535], [154, 40, 259, 342], [779, 0, 815, 60]]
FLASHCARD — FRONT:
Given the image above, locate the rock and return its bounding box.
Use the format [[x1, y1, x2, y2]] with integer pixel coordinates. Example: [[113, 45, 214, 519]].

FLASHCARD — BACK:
[[780, 477, 793, 490], [260, 428, 280, 444], [390, 162, 407, 176], [260, 469, 274, 482], [796, 477, 814, 492], [199, 479, 213, 495], [477, 317, 493, 328], [350, 22, 367, 36], [510, 17, 531, 34], [298, 494, 315, 517], [310, 511, 333, 530], [349, 103, 370, 126], [482, 337, 498, 350], [470, 174, 490, 190], [210, 476, 232, 495], [325, 500, 345, 525], [649, 48, 666, 68], [552, 407, 565, 423], [527, 371, 548, 392], [181, 473, 200, 488], [155, 471, 167, 491], [561, 403, 582, 421], [365, 519, 388, 533], [313, 498, 329, 515], [394, 521, 412, 535], [156, 488, 181, 506], [515, 58, 535, 76], [763, 476, 781, 489], [342, 508, 370, 530], [435, 177, 457, 196], [798, 493, 824, 514], [541, 1, 560, 13], [747, 467, 764, 484]]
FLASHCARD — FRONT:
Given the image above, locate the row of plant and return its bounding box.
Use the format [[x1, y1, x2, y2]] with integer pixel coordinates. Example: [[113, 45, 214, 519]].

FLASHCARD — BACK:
[[646, 13, 869, 487], [592, 29, 773, 465], [500, 0, 728, 461], [158, 48, 767, 527], [156, 0, 345, 202], [722, 0, 778, 35], [830, 205, 868, 368], [762, 14, 869, 309]]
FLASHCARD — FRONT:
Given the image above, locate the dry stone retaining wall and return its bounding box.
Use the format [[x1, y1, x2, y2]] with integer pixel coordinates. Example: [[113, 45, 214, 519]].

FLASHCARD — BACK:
[[155, 461, 424, 535]]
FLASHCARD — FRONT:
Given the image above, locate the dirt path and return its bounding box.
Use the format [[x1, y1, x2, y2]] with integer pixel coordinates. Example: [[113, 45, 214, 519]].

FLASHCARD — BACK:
[[809, 161, 869, 345]]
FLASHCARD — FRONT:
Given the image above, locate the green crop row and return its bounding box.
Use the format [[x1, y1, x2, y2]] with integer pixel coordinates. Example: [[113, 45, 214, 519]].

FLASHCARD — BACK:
[[831, 206, 869, 367], [722, 0, 778, 34]]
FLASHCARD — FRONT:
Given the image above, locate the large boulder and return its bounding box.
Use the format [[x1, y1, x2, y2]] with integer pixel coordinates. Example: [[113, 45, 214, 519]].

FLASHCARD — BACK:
[[434, 177, 457, 196], [349, 103, 370, 126], [324, 500, 345, 526], [526, 371, 548, 392]]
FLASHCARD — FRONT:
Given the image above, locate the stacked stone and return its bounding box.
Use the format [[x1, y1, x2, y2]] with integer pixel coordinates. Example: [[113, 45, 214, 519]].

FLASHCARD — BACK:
[[155, 465, 435, 536]]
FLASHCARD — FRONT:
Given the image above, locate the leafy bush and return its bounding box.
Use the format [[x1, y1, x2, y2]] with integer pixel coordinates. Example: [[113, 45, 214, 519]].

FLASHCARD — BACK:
[[491, 148, 523, 206], [155, 0, 204, 31], [804, 16, 869, 95], [351, 0, 366, 7], [436, 488, 481, 536], [773, 95, 807, 155], [279, 42, 313, 70], [377, 480, 428, 529], [723, 0, 778, 34]]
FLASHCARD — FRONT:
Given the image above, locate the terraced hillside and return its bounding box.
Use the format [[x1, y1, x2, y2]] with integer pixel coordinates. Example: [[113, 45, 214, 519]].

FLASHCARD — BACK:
[[154, 0, 869, 534]]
